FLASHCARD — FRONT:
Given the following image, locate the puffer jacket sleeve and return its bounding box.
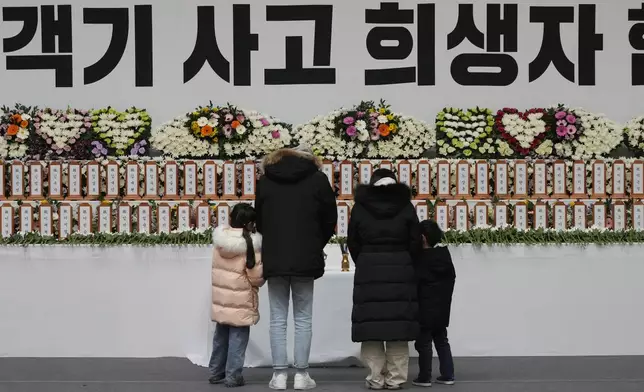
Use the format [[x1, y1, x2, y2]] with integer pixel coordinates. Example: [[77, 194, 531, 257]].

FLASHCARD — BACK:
[[247, 253, 265, 287]]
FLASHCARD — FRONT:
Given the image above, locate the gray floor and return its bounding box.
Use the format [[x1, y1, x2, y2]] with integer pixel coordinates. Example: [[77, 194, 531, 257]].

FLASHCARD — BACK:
[[1, 357, 644, 392]]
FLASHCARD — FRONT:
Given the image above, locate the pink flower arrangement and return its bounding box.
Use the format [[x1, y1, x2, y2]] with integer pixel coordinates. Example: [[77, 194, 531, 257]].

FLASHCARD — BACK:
[[552, 108, 579, 141]]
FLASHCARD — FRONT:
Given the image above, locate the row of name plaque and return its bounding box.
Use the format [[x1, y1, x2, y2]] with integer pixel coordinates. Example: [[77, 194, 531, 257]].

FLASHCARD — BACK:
[[1, 160, 643, 200], [2, 201, 644, 239]]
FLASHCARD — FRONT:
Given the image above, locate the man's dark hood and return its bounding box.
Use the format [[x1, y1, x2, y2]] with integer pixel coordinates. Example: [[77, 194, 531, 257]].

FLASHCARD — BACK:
[[355, 183, 412, 219], [261, 149, 321, 183]]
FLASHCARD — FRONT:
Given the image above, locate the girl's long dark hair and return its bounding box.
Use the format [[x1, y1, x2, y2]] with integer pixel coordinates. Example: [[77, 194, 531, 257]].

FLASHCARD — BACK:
[[229, 203, 257, 269]]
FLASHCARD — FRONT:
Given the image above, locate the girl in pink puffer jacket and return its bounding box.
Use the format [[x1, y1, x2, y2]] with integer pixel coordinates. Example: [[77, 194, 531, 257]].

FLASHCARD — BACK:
[[209, 203, 264, 388]]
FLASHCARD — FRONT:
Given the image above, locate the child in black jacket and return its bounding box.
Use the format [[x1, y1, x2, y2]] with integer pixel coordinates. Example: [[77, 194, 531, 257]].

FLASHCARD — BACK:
[[413, 220, 456, 387]]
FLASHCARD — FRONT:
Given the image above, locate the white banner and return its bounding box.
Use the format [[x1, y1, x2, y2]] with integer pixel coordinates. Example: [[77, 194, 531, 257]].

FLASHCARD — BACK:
[[0, 0, 643, 128]]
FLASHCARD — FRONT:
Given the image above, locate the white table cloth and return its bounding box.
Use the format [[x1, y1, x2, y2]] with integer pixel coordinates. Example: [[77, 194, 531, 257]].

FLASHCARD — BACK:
[[2, 245, 644, 367]]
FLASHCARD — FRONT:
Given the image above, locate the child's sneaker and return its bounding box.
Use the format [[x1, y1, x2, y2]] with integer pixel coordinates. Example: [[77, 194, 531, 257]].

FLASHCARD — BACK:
[[269, 372, 288, 390], [294, 372, 317, 390], [224, 375, 245, 388], [209, 374, 225, 384], [435, 376, 455, 385], [412, 377, 433, 387]]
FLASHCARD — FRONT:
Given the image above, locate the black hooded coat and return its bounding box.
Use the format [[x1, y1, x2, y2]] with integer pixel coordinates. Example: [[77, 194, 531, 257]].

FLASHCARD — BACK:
[[347, 183, 422, 342]]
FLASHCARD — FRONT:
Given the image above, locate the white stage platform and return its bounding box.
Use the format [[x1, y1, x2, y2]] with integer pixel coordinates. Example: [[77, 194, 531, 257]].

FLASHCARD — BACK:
[[1, 245, 644, 367]]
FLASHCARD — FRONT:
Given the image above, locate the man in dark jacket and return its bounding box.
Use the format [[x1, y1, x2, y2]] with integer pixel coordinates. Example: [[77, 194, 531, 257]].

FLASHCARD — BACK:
[[413, 220, 456, 388], [255, 145, 337, 390], [347, 169, 422, 390]]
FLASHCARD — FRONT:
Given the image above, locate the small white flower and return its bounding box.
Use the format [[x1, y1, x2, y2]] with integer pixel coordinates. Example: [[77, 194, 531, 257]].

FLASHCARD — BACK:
[[377, 115, 388, 124]]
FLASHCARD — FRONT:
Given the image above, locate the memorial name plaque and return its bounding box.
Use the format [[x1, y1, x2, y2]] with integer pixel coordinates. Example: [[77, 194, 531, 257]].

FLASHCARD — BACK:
[[86, 162, 101, 199], [416, 160, 431, 199], [398, 161, 412, 187], [144, 162, 158, 199], [574, 204, 587, 229], [1, 205, 13, 238], [435, 203, 449, 231], [553, 161, 568, 198], [454, 202, 468, 231], [336, 202, 350, 238], [222, 162, 236, 199], [28, 162, 43, 199], [49, 162, 63, 199], [572, 161, 586, 198], [592, 161, 607, 198], [11, 161, 24, 198], [613, 202, 626, 231], [39, 205, 53, 236], [58, 204, 72, 239], [177, 204, 191, 232], [593, 203, 606, 228], [20, 205, 33, 233], [241, 162, 256, 199], [632, 160, 644, 198], [475, 161, 489, 199], [339, 161, 354, 200], [456, 161, 470, 198], [436, 161, 451, 198], [379, 161, 393, 171], [514, 202, 528, 231], [321, 161, 334, 188], [106, 161, 120, 199], [124, 162, 140, 199], [474, 202, 488, 228], [217, 203, 230, 228], [416, 202, 429, 221], [533, 160, 548, 198], [534, 202, 548, 229], [0, 161, 4, 200], [513, 161, 528, 198], [359, 162, 372, 185], [612, 160, 626, 198], [98, 205, 112, 233], [164, 162, 179, 199], [138, 203, 151, 234], [495, 161, 509, 198], [183, 161, 198, 199], [494, 203, 508, 228], [197, 203, 211, 231], [157, 204, 171, 234], [553, 202, 567, 231], [118, 203, 132, 234], [203, 161, 218, 199], [633, 201, 644, 231], [78, 204, 92, 235], [67, 162, 82, 199]]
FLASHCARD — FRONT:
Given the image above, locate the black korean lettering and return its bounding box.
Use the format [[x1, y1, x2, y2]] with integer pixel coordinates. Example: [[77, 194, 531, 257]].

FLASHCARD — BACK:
[[448, 4, 518, 86], [84, 5, 153, 86], [628, 3, 644, 85], [184, 5, 258, 85], [578, 5, 603, 86], [364, 2, 435, 86], [2, 5, 73, 87], [265, 5, 335, 85], [529, 6, 575, 83]]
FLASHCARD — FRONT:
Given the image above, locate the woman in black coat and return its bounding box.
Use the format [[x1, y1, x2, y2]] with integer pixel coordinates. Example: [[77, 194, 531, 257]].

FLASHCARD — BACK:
[[347, 169, 422, 390]]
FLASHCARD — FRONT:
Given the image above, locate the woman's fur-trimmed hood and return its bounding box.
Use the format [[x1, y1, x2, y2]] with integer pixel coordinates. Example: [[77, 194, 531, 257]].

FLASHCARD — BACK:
[[261, 148, 322, 170], [212, 226, 262, 254], [261, 148, 322, 183]]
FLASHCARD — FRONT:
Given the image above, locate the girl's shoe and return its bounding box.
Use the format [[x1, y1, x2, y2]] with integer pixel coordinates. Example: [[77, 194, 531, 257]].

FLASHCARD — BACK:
[[385, 384, 402, 390], [208, 375, 225, 384], [412, 377, 432, 387], [269, 372, 288, 390], [435, 376, 455, 385], [364, 381, 384, 390], [224, 375, 245, 388], [294, 372, 317, 390]]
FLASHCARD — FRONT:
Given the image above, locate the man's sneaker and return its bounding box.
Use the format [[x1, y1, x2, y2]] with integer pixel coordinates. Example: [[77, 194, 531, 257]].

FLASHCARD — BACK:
[[412, 377, 433, 387], [435, 376, 455, 385], [269, 372, 288, 390], [294, 372, 317, 390], [209, 374, 225, 384]]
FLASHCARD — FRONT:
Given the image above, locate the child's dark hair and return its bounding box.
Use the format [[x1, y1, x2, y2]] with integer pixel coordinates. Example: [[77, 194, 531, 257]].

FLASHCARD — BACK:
[[420, 219, 444, 247], [230, 203, 257, 269]]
